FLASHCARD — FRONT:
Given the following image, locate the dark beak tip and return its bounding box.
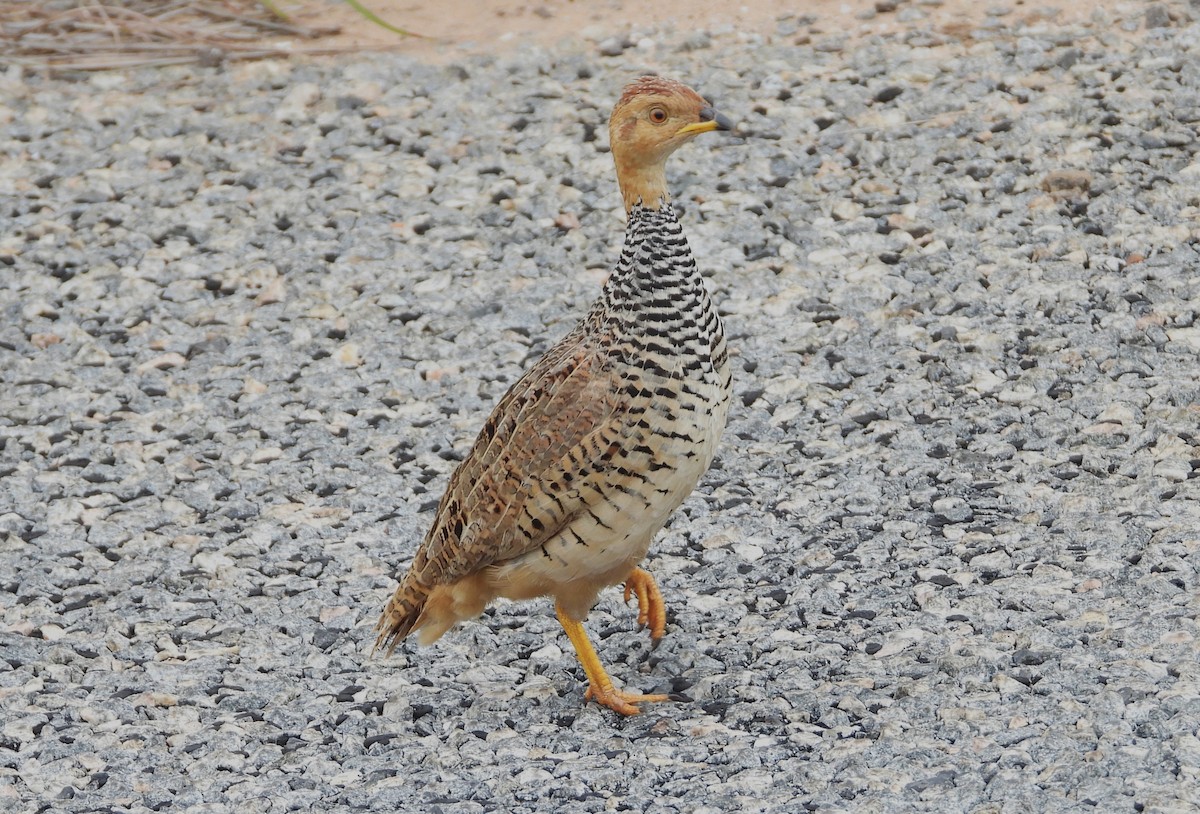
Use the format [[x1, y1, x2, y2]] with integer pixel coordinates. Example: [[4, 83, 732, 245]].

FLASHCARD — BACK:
[[700, 105, 735, 132]]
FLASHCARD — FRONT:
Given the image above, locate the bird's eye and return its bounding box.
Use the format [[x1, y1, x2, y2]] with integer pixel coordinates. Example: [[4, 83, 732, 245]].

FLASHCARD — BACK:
[[649, 107, 668, 124]]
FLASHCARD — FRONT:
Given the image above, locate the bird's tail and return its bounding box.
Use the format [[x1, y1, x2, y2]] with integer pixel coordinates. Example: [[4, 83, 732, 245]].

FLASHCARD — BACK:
[[373, 574, 431, 656]]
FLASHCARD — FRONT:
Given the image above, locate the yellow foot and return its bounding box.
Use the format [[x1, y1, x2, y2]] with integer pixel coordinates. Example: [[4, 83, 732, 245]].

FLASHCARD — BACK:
[[556, 600, 674, 716], [584, 683, 671, 716], [623, 567, 667, 642]]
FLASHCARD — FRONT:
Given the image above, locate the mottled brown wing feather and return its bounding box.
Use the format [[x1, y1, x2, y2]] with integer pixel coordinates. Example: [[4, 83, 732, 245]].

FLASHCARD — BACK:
[[406, 325, 630, 588]]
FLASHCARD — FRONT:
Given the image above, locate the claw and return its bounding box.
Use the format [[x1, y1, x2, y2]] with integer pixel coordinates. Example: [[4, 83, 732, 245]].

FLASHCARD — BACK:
[[622, 581, 649, 628], [584, 684, 671, 716], [623, 567, 666, 642]]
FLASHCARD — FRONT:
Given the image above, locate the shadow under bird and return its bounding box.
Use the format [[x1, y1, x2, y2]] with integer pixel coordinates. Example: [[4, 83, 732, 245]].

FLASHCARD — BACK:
[[375, 76, 735, 716]]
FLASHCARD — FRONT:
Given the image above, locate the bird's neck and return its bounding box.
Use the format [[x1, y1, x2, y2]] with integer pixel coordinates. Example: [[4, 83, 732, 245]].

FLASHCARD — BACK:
[[595, 202, 710, 326]]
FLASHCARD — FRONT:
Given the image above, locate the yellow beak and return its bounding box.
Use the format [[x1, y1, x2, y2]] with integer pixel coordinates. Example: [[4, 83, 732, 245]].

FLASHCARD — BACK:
[[676, 121, 719, 137]]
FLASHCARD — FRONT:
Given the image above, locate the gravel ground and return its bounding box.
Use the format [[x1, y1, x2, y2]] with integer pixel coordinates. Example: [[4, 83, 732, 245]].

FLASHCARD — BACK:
[[3, 3, 1200, 812]]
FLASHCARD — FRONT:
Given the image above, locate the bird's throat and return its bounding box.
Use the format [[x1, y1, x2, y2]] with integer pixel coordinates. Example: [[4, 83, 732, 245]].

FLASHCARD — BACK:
[[617, 163, 670, 212]]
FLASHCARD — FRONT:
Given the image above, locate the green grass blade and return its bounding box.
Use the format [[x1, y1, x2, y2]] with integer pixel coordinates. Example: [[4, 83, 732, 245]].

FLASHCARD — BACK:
[[341, 0, 422, 37], [256, 0, 291, 21]]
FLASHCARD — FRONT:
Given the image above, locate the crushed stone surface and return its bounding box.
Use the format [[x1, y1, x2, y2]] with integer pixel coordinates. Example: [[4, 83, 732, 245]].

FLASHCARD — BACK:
[[2, 4, 1199, 812]]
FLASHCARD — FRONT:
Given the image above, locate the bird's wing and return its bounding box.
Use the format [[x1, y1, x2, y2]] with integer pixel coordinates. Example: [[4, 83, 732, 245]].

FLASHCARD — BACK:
[[406, 327, 634, 585]]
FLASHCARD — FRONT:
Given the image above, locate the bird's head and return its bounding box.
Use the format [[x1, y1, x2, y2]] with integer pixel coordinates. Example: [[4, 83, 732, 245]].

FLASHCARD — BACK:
[[608, 76, 733, 212]]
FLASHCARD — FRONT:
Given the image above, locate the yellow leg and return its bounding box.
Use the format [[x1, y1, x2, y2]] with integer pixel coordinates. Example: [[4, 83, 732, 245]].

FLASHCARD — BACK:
[[623, 567, 667, 643], [555, 602, 670, 716]]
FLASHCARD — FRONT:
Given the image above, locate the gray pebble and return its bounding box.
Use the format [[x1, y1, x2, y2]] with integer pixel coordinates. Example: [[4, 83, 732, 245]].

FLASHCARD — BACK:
[[1145, 4, 1173, 27], [597, 36, 627, 57]]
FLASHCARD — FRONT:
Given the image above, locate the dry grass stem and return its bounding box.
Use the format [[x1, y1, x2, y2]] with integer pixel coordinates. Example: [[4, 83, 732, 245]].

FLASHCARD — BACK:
[[0, 0, 360, 71]]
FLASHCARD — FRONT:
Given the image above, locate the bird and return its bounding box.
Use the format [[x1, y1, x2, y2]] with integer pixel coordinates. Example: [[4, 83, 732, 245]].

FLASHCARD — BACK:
[[375, 76, 734, 716]]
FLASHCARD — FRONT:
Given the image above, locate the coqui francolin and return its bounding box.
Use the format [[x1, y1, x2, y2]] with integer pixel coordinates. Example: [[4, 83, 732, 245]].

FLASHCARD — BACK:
[[376, 76, 735, 715]]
